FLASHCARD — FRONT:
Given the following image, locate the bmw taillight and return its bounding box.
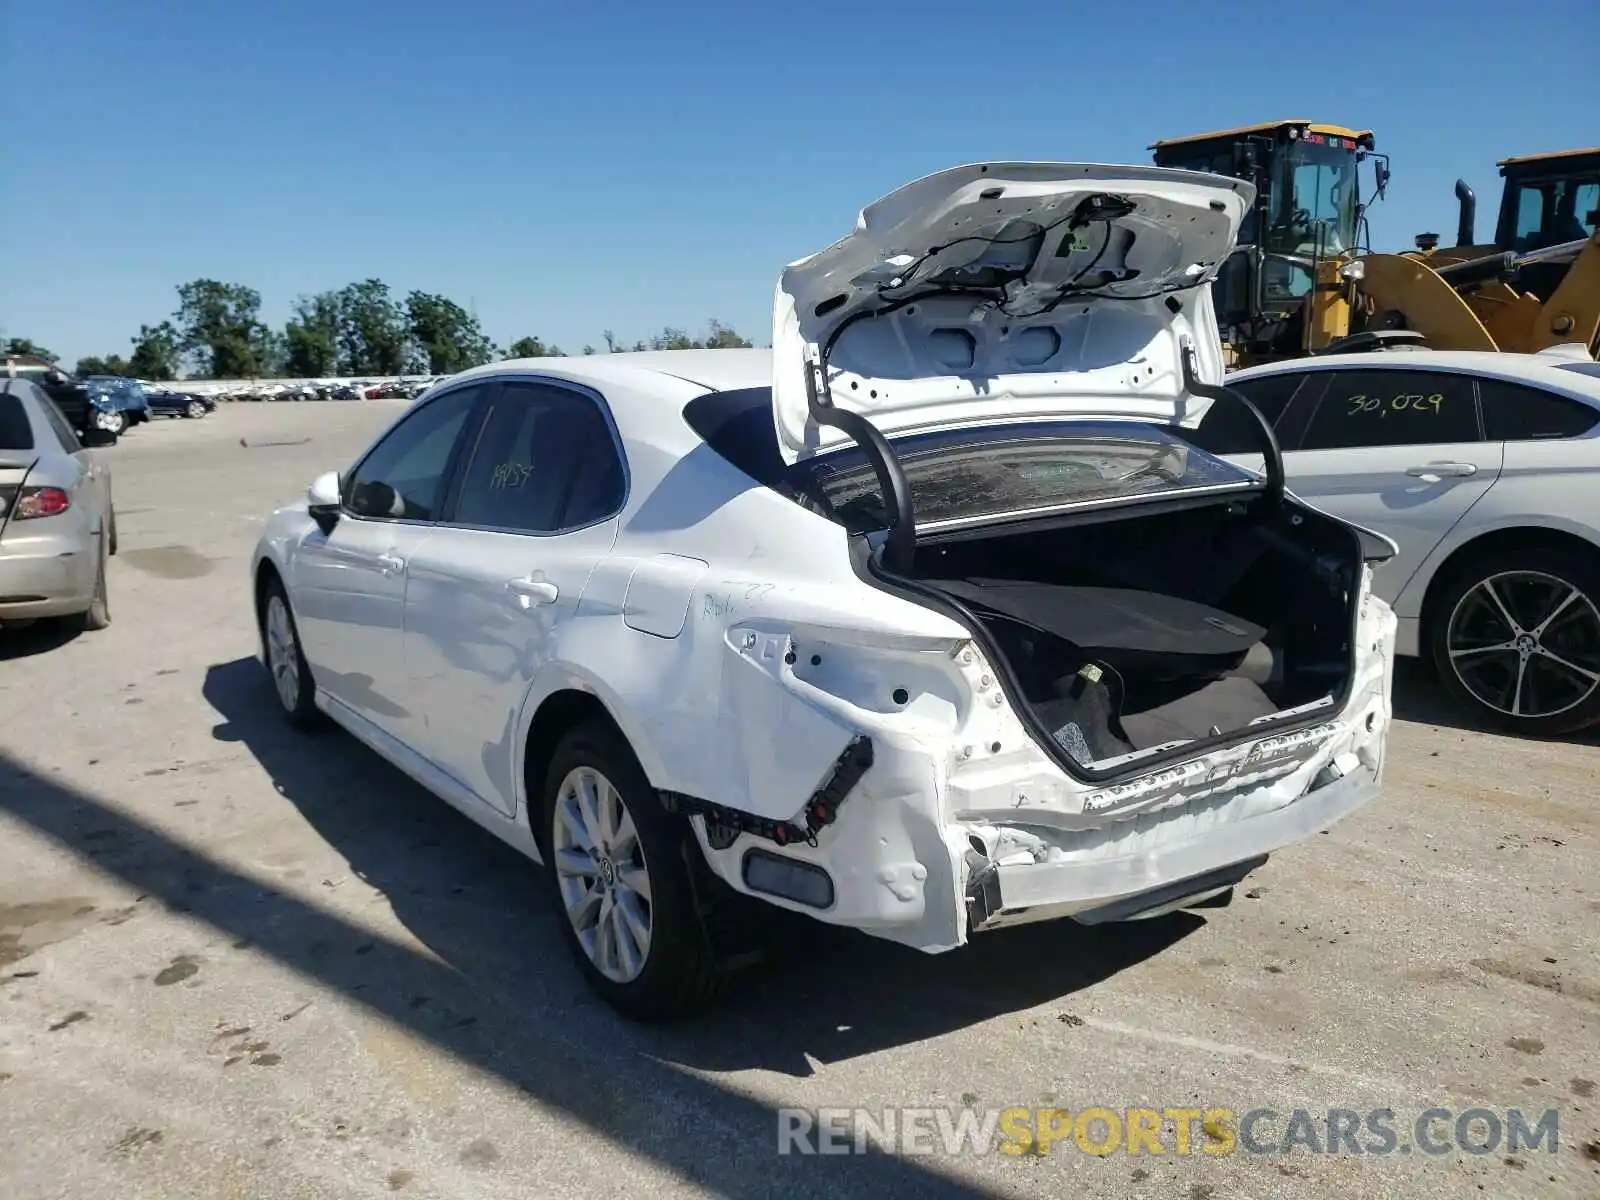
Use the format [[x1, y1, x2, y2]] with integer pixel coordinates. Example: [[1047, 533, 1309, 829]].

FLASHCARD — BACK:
[[10, 487, 70, 519]]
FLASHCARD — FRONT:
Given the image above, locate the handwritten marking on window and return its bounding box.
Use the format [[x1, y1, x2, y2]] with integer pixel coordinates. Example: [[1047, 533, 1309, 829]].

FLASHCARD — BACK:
[[1345, 393, 1444, 418], [490, 462, 535, 490]]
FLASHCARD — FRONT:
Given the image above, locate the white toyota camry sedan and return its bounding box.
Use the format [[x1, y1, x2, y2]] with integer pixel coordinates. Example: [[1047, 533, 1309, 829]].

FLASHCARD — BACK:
[[251, 162, 1397, 1019]]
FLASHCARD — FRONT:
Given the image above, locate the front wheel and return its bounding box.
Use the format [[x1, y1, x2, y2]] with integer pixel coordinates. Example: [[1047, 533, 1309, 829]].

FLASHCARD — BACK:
[[261, 579, 322, 729], [542, 721, 723, 1021], [1429, 547, 1600, 736], [185, 400, 205, 418], [97, 410, 126, 436]]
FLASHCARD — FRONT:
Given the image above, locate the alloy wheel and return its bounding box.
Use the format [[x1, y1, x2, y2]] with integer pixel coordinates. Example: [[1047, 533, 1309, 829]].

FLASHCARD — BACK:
[[551, 765, 653, 984], [1445, 570, 1600, 721], [264, 594, 301, 713]]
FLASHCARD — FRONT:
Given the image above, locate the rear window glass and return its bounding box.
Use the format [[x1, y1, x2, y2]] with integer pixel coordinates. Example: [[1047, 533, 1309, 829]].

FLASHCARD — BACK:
[[681, 388, 1261, 532], [801, 423, 1258, 532], [0, 392, 36, 450]]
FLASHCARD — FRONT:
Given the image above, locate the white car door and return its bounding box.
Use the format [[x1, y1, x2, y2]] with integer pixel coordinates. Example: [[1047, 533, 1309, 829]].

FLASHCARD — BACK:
[[401, 379, 625, 817], [1266, 366, 1505, 604], [291, 385, 483, 738]]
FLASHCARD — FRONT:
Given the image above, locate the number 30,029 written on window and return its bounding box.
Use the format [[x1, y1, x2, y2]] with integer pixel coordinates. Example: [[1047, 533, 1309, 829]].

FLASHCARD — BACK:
[[1345, 392, 1445, 417]]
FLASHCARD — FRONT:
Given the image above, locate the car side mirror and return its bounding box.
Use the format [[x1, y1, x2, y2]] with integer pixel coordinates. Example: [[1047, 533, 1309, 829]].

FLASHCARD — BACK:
[[80, 426, 118, 449], [307, 470, 342, 534]]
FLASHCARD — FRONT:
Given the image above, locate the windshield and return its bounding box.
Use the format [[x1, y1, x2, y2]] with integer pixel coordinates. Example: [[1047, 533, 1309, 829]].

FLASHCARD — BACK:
[[1266, 139, 1359, 259]]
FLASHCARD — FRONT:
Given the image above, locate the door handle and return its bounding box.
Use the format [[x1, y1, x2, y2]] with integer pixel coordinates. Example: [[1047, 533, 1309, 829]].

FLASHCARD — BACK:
[[1405, 462, 1477, 482], [506, 577, 559, 605], [375, 553, 406, 575]]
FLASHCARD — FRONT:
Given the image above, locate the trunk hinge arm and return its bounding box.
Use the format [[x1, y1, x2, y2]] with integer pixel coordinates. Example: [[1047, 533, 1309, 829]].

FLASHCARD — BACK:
[[803, 347, 918, 574], [1180, 340, 1286, 504]]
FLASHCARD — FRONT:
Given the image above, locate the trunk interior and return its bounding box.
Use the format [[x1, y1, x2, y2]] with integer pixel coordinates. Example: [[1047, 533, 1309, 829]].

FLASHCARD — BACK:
[[910, 496, 1363, 771]]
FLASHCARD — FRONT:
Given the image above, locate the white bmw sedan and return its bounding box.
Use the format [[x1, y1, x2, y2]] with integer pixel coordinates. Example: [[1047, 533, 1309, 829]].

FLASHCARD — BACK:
[[1210, 349, 1600, 736], [251, 163, 1396, 1019]]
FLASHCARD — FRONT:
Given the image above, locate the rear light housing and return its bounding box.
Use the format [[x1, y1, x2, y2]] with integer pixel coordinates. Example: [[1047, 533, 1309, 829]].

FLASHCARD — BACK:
[[1, 486, 71, 520]]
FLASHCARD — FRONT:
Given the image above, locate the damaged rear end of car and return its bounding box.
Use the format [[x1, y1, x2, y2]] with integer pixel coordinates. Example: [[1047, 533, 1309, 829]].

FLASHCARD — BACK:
[[681, 162, 1398, 952]]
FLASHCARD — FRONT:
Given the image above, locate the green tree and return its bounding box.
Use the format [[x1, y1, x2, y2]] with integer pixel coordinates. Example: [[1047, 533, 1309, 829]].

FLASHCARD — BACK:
[[505, 335, 562, 359], [336, 279, 409, 375], [648, 327, 697, 350], [127, 321, 182, 380], [75, 355, 131, 377], [4, 337, 56, 362], [408, 292, 497, 373], [702, 319, 753, 349], [283, 292, 342, 378], [173, 279, 267, 377], [253, 325, 287, 377]]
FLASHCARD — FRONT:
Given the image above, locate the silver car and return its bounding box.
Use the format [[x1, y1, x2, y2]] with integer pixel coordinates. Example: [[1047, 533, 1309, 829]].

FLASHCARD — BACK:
[[0, 378, 118, 631]]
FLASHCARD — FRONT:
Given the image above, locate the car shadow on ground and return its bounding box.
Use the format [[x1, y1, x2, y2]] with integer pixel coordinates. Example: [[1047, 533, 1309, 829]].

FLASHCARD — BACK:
[[1389, 657, 1600, 745], [0, 620, 82, 662], [199, 656, 1199, 1081], [4, 730, 1007, 1197]]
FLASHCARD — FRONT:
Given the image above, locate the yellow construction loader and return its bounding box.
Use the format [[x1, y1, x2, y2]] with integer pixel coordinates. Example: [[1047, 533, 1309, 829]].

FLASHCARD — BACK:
[[1151, 124, 1600, 364], [1150, 119, 1392, 367], [1361, 147, 1600, 356]]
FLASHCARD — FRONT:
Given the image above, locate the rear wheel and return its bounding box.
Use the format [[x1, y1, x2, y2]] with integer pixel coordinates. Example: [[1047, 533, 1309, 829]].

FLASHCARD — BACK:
[[77, 535, 111, 632], [542, 721, 723, 1021], [1429, 546, 1600, 736], [262, 578, 321, 728]]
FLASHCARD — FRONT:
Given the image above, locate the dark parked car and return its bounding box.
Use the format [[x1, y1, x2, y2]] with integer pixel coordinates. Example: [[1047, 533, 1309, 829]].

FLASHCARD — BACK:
[[3, 357, 122, 443], [80, 377, 152, 433], [142, 383, 215, 419]]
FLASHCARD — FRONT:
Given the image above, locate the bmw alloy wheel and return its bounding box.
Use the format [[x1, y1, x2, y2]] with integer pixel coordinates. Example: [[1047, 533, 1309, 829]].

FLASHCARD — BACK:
[[551, 765, 653, 984], [1445, 569, 1600, 722], [265, 594, 301, 713]]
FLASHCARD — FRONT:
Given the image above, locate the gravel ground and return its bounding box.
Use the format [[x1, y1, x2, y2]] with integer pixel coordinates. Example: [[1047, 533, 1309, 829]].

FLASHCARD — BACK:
[[1, 402, 1596, 1200]]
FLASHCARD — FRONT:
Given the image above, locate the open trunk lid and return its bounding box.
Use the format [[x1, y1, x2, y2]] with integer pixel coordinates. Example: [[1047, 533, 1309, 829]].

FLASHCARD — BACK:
[[771, 162, 1256, 465]]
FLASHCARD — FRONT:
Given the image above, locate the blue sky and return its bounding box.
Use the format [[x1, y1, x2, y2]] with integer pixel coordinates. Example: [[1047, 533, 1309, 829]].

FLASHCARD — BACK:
[[3, 0, 1595, 366]]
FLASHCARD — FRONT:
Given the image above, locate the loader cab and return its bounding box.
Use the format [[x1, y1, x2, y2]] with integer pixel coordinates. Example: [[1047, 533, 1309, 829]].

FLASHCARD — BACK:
[[1493, 148, 1600, 301], [1152, 120, 1382, 365]]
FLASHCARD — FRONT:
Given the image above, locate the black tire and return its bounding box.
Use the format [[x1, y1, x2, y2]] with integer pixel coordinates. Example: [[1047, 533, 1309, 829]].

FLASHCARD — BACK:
[[185, 400, 205, 418], [108, 507, 118, 556], [1428, 545, 1600, 736], [78, 534, 111, 632], [260, 577, 322, 729], [541, 720, 724, 1021]]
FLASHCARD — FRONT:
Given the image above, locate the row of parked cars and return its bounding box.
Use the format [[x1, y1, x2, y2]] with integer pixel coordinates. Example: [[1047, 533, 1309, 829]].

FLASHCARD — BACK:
[[208, 377, 446, 403]]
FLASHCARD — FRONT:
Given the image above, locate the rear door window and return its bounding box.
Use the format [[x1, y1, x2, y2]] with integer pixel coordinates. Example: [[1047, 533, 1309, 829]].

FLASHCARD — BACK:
[[450, 382, 625, 532], [1186, 371, 1310, 455], [0, 390, 36, 451], [1476, 378, 1599, 440], [1297, 369, 1482, 449]]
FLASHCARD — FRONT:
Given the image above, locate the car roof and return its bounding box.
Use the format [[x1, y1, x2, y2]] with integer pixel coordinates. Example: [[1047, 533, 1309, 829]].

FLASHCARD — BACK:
[[448, 347, 773, 395], [1230, 349, 1600, 394]]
